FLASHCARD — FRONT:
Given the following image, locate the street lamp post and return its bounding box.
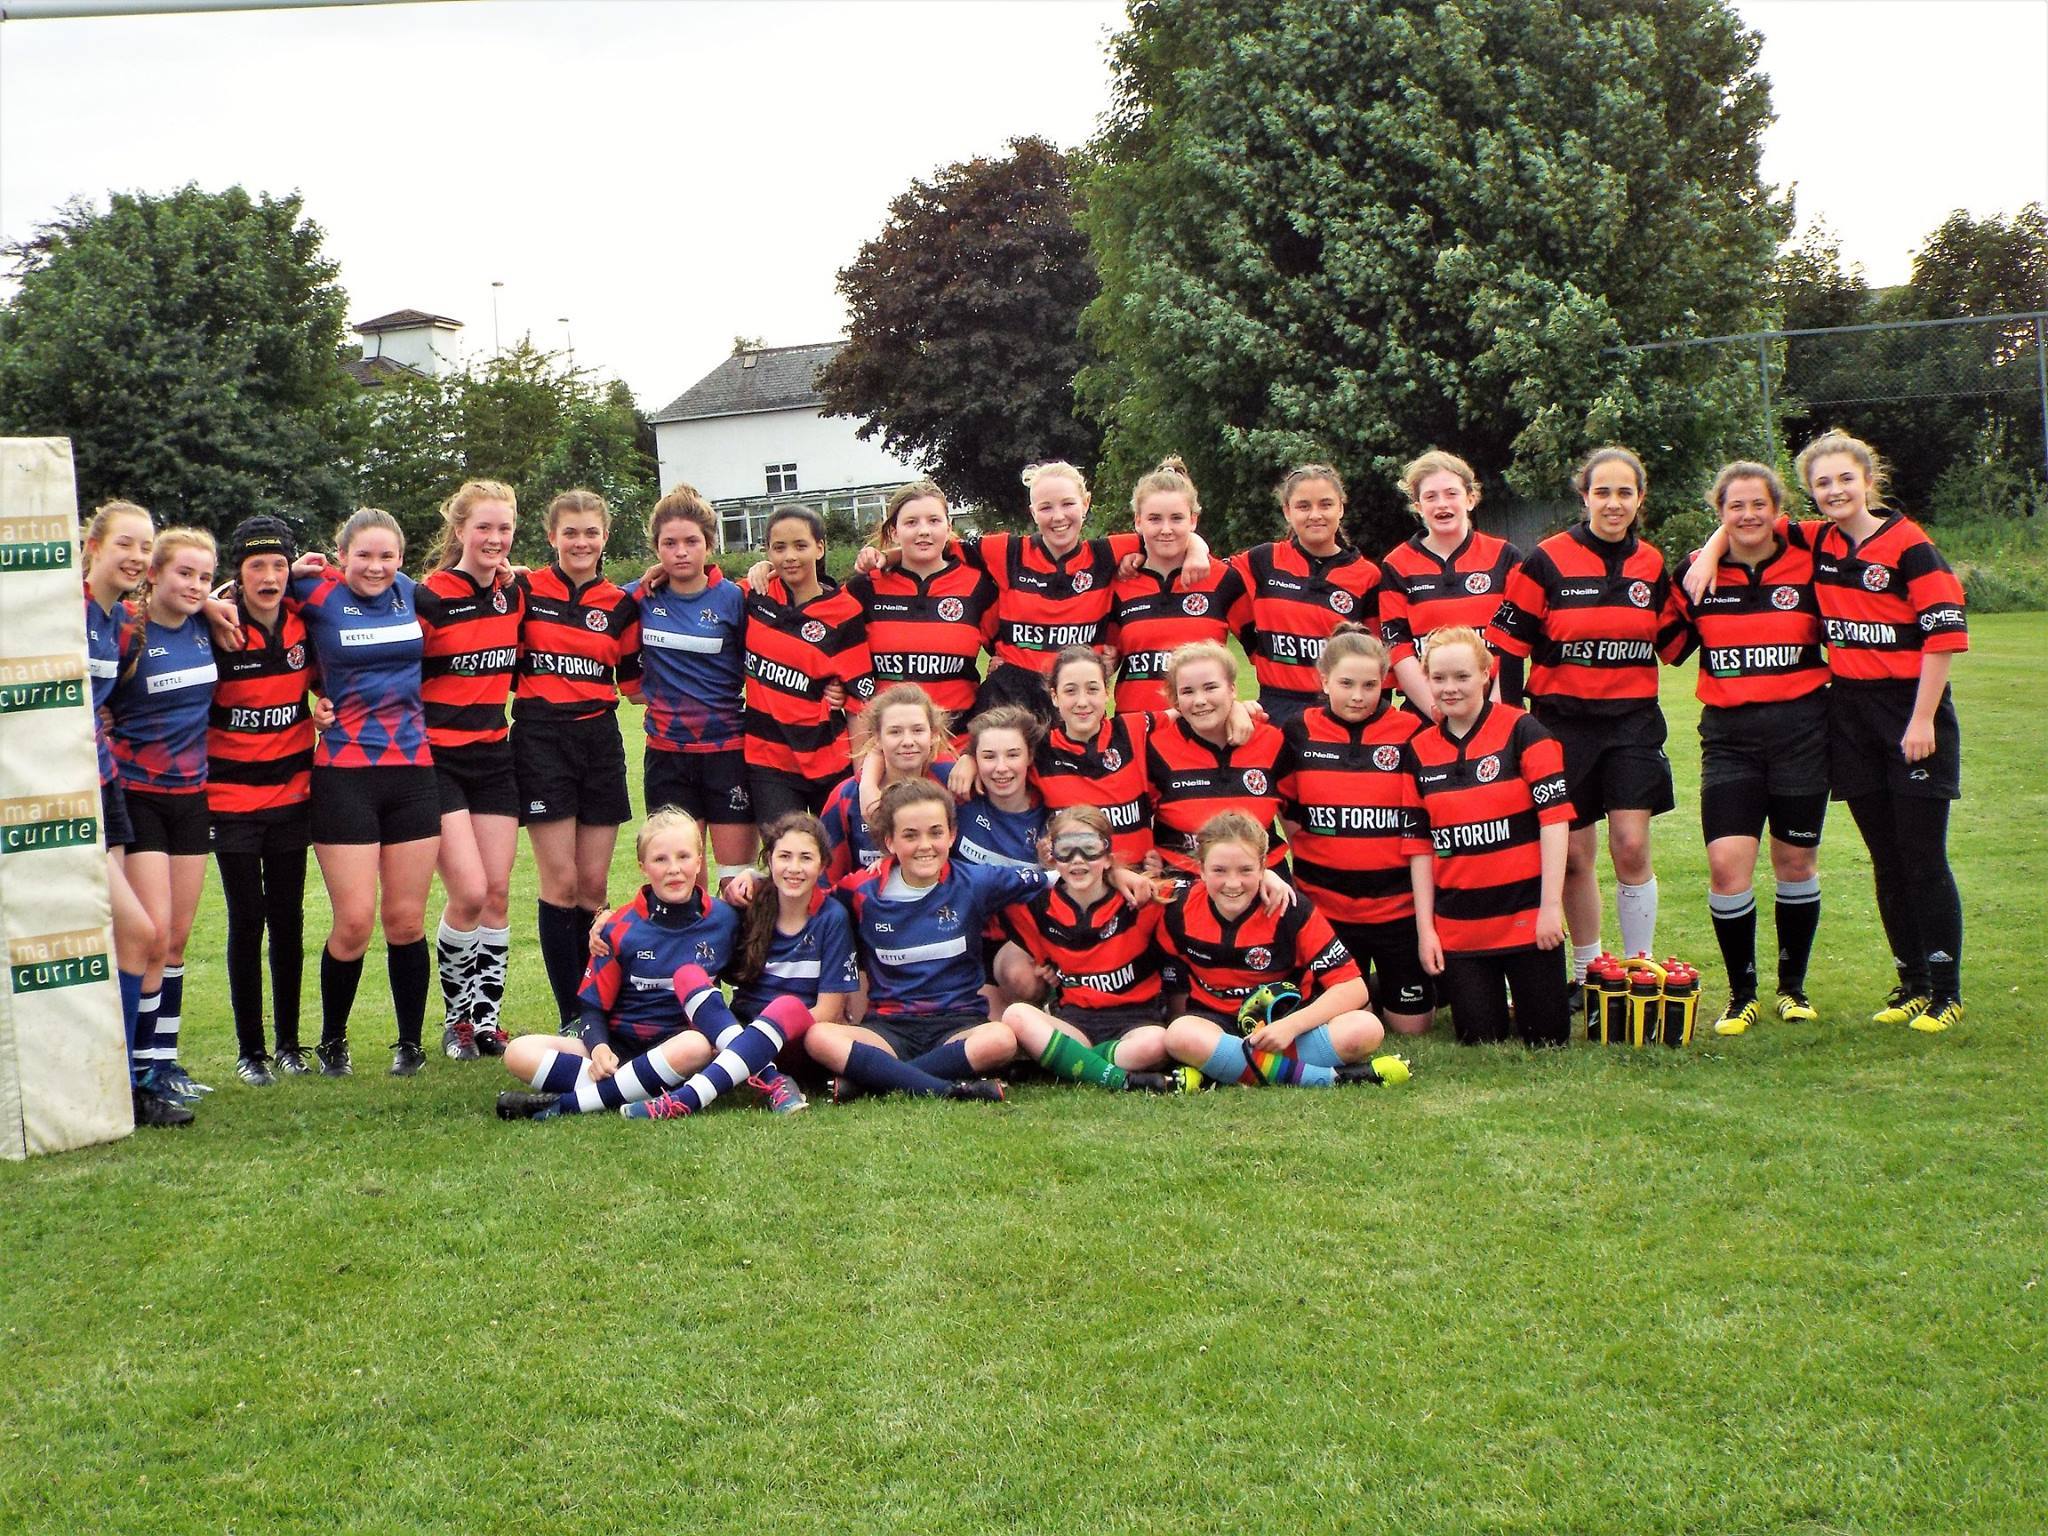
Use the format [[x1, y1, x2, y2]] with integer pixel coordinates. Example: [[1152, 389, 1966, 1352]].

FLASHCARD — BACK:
[[491, 281, 504, 355]]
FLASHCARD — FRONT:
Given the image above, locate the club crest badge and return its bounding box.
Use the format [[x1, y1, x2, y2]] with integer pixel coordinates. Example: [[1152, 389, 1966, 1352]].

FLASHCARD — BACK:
[[1373, 745, 1402, 771], [1242, 769, 1269, 796], [937, 597, 964, 623], [1475, 755, 1501, 783], [1771, 586, 1801, 610], [1464, 572, 1492, 595], [1183, 593, 1210, 617], [285, 644, 306, 670], [492, 587, 509, 614], [1070, 572, 1093, 594], [1100, 749, 1123, 773], [584, 609, 608, 632], [1329, 590, 1355, 614], [801, 621, 827, 644], [1627, 581, 1653, 608], [1862, 565, 1890, 592], [1245, 946, 1273, 971]]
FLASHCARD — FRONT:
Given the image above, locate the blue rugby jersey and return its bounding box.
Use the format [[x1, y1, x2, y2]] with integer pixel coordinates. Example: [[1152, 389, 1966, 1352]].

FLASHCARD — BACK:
[[84, 588, 133, 785], [109, 612, 218, 794], [727, 889, 860, 1022], [817, 759, 958, 881], [292, 570, 430, 768], [578, 886, 741, 1052], [953, 796, 1046, 871], [631, 569, 746, 753], [836, 857, 1050, 1018]]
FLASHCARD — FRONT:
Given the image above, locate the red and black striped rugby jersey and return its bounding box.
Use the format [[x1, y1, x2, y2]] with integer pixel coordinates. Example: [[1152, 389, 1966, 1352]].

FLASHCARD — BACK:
[[1145, 715, 1288, 876], [1229, 538, 1383, 707], [846, 558, 997, 720], [1407, 700, 1572, 957], [1034, 713, 1154, 867], [1377, 529, 1522, 667], [1661, 539, 1828, 708], [1006, 884, 1164, 1012], [964, 531, 1143, 674], [206, 607, 314, 817], [417, 568, 524, 749], [1801, 514, 1968, 683], [1278, 704, 1429, 924], [1158, 880, 1360, 1018], [513, 565, 641, 722], [1487, 523, 1671, 715], [743, 576, 875, 782], [1107, 560, 1248, 713]]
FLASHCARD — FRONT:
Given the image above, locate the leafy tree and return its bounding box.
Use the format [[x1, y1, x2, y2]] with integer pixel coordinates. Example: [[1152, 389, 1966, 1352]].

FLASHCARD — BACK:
[[817, 137, 1101, 527], [1774, 222, 1870, 333], [1077, 0, 1788, 549], [0, 186, 360, 539]]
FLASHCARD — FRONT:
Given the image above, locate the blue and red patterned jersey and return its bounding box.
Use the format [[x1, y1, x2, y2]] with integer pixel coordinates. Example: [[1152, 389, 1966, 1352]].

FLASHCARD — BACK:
[[578, 886, 740, 1051], [110, 611, 218, 795], [817, 760, 959, 881], [292, 570, 431, 769], [632, 570, 746, 753], [836, 857, 1050, 1018], [953, 796, 1045, 872], [84, 587, 134, 785], [727, 889, 861, 1022]]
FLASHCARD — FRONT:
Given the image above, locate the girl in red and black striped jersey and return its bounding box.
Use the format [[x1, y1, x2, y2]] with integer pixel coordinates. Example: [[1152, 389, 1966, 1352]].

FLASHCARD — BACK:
[[1038, 647, 1155, 869], [1660, 463, 1829, 1037], [1229, 463, 1384, 727], [744, 504, 876, 822], [417, 481, 525, 1059], [1147, 643, 1287, 878], [516, 490, 643, 1033], [999, 805, 1177, 1091], [208, 516, 316, 1083], [1278, 626, 1435, 1035], [1487, 445, 1674, 983], [1378, 450, 1524, 716], [844, 481, 997, 740], [1688, 432, 1970, 1031], [1159, 813, 1394, 1088], [1408, 628, 1573, 1046], [1107, 457, 1247, 713]]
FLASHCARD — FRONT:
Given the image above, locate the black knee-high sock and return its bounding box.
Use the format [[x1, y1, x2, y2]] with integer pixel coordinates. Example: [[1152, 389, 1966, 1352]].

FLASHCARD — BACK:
[[907, 1039, 975, 1080], [1774, 876, 1821, 995], [217, 849, 269, 1058], [321, 947, 364, 1045], [1892, 797, 1963, 1000], [1848, 794, 1926, 993], [1708, 887, 1758, 1002], [388, 939, 429, 1047], [536, 901, 586, 1026], [266, 847, 307, 1050]]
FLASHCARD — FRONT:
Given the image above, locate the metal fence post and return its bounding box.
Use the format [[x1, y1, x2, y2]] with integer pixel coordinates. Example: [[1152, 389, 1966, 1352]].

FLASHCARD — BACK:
[[2035, 316, 2047, 482]]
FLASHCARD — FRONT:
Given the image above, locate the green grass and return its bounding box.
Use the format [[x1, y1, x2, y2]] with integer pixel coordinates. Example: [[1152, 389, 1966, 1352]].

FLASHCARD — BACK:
[[4, 618, 2045, 1535]]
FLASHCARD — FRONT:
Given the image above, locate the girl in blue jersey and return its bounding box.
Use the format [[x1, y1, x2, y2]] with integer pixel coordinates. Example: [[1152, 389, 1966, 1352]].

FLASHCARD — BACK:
[[109, 527, 220, 1107], [631, 485, 752, 881], [951, 706, 1051, 1009], [826, 683, 957, 880], [82, 502, 179, 1126], [494, 810, 810, 1121], [292, 508, 440, 1078]]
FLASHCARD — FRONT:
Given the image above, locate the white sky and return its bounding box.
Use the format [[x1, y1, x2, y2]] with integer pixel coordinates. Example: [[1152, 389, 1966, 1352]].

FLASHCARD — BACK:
[[1, 0, 2042, 409]]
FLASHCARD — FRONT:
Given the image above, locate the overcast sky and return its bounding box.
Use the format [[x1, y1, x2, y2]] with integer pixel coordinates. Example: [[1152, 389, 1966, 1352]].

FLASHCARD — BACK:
[[2, 0, 2042, 410]]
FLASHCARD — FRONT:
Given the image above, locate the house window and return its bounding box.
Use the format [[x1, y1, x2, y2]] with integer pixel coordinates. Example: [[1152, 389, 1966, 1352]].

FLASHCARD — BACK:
[[765, 463, 798, 495]]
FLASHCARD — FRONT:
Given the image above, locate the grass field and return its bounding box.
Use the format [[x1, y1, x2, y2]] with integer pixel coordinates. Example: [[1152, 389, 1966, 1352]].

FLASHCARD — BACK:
[[3, 615, 2043, 1535]]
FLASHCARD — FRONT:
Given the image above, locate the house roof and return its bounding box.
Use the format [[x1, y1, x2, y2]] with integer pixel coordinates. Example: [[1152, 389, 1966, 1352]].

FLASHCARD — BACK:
[[354, 309, 464, 335], [649, 341, 844, 424], [344, 355, 427, 387]]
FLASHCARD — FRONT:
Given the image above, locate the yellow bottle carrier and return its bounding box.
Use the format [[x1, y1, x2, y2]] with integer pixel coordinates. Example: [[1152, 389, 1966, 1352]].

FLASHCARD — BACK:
[[1584, 954, 1699, 1048]]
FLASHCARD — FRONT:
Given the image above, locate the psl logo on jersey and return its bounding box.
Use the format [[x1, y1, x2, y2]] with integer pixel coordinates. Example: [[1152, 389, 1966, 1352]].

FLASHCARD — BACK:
[[1464, 572, 1492, 595], [1862, 565, 1891, 592], [937, 597, 964, 623], [1771, 586, 1801, 610], [1475, 754, 1501, 783], [1245, 946, 1273, 971], [1329, 590, 1355, 614], [1070, 571, 1093, 594], [492, 587, 509, 614], [1183, 593, 1210, 617], [1242, 769, 1269, 796], [1372, 745, 1402, 771], [584, 609, 608, 632], [285, 644, 307, 670], [1627, 580, 1653, 608], [801, 620, 827, 644], [1100, 748, 1123, 772]]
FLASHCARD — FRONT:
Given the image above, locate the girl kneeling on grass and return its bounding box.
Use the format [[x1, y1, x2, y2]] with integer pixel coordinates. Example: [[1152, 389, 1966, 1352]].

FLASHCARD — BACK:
[[1001, 805, 1179, 1093], [1159, 813, 1405, 1089], [495, 810, 811, 1121]]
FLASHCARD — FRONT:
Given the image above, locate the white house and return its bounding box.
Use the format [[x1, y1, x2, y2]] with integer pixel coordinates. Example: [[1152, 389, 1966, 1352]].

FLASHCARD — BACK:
[[347, 309, 465, 385], [649, 341, 922, 550]]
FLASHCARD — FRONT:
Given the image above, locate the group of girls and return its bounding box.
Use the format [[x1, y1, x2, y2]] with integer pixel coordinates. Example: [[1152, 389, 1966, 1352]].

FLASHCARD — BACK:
[[83, 422, 1969, 1127]]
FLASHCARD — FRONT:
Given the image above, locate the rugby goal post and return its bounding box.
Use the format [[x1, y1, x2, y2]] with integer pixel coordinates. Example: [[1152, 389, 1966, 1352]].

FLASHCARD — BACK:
[[0, 438, 131, 1157]]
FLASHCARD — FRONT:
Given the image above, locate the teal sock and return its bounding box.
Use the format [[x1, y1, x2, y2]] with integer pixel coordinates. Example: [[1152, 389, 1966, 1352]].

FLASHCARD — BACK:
[[1197, 1035, 1261, 1086]]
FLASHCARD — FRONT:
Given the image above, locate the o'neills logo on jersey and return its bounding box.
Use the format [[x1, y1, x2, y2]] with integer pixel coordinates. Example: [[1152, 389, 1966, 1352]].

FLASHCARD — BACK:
[[1183, 593, 1210, 617], [937, 597, 964, 623], [1241, 769, 1269, 796], [1627, 580, 1653, 608], [1372, 745, 1402, 771], [1862, 565, 1890, 591], [1070, 572, 1093, 594], [800, 620, 827, 644], [1244, 946, 1273, 971], [1328, 590, 1354, 614], [9, 927, 111, 994], [1771, 587, 1801, 610], [1464, 572, 1492, 595], [1475, 754, 1501, 783]]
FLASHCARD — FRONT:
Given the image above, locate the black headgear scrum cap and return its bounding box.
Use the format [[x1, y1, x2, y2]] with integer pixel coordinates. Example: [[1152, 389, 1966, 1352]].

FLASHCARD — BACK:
[[225, 515, 297, 581]]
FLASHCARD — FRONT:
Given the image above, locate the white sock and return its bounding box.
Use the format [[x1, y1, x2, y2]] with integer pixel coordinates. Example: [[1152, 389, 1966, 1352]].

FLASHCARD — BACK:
[[1616, 878, 1659, 959], [1570, 943, 1602, 984]]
